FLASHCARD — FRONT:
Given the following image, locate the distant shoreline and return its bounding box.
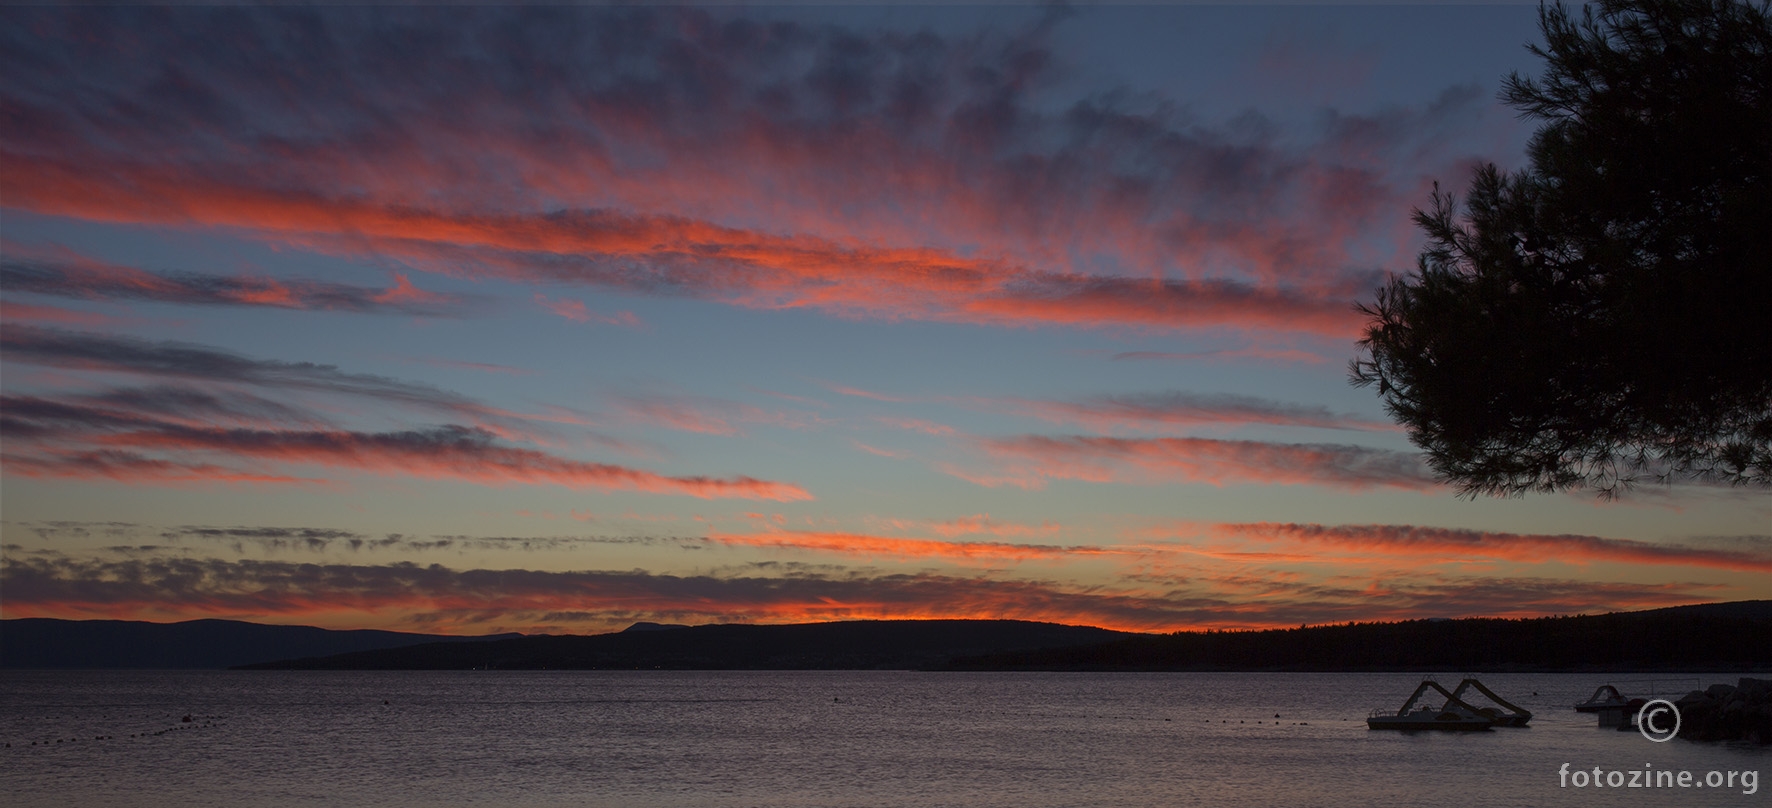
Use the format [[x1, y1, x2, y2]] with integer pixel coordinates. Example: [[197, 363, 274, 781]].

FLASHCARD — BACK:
[[6, 601, 1769, 672]]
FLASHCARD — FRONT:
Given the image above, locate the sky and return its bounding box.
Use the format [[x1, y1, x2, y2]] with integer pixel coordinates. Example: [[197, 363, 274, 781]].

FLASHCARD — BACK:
[[2, 3, 1768, 636]]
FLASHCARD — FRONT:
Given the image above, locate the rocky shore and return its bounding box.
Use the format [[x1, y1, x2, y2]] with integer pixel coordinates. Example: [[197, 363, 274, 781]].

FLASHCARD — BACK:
[[1676, 677, 1772, 743]]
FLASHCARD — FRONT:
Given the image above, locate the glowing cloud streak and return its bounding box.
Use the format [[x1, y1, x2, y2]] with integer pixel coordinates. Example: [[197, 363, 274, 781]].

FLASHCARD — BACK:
[[0, 7, 1491, 336], [1205, 522, 1772, 573], [4, 417, 814, 500], [962, 435, 1437, 491], [992, 392, 1392, 432], [1, 248, 472, 315], [0, 553, 1720, 634], [705, 530, 1114, 563]]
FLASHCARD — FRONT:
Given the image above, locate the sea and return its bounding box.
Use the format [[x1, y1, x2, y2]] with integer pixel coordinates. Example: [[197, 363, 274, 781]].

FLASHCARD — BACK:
[[2, 670, 1766, 807]]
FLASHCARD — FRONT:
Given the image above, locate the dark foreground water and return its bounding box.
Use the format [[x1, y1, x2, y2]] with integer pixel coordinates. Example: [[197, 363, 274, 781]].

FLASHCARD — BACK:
[[1, 670, 1766, 807]]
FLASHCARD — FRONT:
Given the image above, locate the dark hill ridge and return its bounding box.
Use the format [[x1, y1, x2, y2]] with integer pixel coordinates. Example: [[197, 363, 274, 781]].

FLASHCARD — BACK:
[[943, 601, 1772, 672], [11, 601, 1770, 672], [239, 619, 1130, 670], [0, 618, 520, 669], [1636, 600, 1772, 619]]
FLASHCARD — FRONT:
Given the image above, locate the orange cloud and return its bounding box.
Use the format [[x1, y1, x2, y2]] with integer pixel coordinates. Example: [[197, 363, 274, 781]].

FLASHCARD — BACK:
[[1, 551, 1723, 635]]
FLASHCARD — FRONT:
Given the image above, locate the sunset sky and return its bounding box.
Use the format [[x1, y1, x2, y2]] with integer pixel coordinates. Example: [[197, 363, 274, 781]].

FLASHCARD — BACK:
[[3, 3, 1768, 636]]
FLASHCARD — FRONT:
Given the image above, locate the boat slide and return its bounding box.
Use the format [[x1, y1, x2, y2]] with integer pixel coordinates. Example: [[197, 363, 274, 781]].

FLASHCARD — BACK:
[[1450, 677, 1533, 727], [1367, 679, 1495, 731], [1368, 677, 1533, 731], [1572, 679, 1698, 712], [1574, 684, 1629, 713]]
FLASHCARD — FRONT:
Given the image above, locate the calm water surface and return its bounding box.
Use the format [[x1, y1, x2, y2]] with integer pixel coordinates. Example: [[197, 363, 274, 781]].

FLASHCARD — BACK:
[[2, 671, 1766, 807]]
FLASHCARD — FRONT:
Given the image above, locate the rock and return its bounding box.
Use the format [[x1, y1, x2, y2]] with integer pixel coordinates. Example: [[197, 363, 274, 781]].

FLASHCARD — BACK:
[[1678, 679, 1772, 744]]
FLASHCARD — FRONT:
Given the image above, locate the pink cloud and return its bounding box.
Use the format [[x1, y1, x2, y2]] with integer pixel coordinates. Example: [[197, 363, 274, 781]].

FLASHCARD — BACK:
[[956, 435, 1437, 491], [0, 9, 1504, 337], [83, 424, 814, 501], [611, 393, 820, 436], [0, 300, 119, 326], [0, 449, 317, 486], [705, 529, 1104, 563], [870, 514, 1063, 539], [873, 416, 956, 436], [2, 241, 473, 315], [927, 514, 1063, 538], [533, 294, 641, 327], [822, 383, 915, 403], [852, 441, 908, 459], [1109, 347, 1329, 365], [406, 357, 537, 376], [1, 375, 811, 502], [989, 392, 1392, 433], [1202, 522, 1772, 573]]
